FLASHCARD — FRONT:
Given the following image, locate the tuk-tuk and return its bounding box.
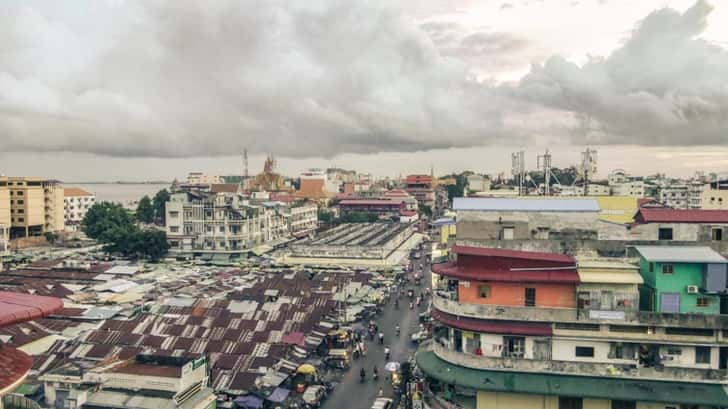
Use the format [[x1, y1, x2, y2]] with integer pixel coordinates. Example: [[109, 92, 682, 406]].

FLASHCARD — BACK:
[[324, 349, 350, 369]]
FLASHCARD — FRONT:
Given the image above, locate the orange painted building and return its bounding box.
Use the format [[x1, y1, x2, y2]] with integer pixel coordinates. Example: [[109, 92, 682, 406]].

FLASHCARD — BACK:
[[458, 281, 576, 308], [433, 246, 579, 308]]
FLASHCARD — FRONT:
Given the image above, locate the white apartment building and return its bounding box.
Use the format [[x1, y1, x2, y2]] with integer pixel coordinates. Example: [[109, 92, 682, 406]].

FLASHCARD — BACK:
[[607, 169, 645, 197], [659, 181, 704, 209], [165, 189, 317, 253], [63, 187, 96, 227]]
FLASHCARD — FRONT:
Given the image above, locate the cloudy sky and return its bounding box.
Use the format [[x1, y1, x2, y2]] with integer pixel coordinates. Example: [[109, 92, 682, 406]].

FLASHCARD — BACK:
[[1, 0, 727, 181]]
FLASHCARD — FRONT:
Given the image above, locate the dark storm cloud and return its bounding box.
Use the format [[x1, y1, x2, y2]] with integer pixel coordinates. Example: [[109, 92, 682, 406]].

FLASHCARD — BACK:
[[512, 0, 728, 145], [0, 0, 727, 160], [0, 0, 511, 158]]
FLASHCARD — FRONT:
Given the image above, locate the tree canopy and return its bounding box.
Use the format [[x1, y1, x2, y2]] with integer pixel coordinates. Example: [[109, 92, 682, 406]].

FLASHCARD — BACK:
[[152, 189, 171, 224], [83, 202, 169, 261], [136, 196, 154, 223]]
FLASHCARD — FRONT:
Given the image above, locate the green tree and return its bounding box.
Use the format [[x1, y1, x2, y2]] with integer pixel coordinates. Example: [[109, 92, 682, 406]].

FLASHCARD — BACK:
[[152, 189, 171, 225], [83, 202, 135, 241], [318, 209, 335, 224], [82, 202, 169, 260], [418, 204, 432, 218], [44, 232, 59, 244], [136, 196, 154, 223]]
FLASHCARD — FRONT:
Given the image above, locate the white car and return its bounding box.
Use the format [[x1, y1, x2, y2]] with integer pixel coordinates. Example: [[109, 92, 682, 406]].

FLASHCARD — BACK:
[[371, 397, 393, 409]]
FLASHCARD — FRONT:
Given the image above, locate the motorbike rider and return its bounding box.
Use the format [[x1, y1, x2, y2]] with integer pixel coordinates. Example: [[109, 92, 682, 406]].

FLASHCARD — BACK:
[[384, 346, 391, 360], [378, 332, 384, 344], [395, 325, 400, 336], [373, 366, 379, 380]]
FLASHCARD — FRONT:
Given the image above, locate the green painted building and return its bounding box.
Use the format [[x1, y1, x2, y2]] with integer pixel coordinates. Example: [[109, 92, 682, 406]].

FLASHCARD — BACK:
[[635, 246, 727, 314]]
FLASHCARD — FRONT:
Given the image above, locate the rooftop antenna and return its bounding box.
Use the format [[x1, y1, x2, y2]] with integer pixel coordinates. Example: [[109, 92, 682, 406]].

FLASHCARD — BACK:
[[579, 148, 598, 196], [537, 149, 552, 196], [242, 148, 249, 190], [511, 150, 525, 195]]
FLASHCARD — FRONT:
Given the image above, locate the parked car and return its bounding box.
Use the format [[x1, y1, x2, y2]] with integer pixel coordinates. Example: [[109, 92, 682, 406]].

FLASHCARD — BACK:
[[371, 398, 394, 409], [302, 385, 328, 407]]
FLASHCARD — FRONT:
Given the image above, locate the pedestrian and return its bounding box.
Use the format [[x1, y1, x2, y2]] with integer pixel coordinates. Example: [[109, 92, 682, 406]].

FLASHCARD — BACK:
[[378, 332, 384, 345]]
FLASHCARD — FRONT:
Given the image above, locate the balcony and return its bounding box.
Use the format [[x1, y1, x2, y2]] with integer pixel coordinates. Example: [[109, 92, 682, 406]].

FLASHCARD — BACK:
[[433, 292, 728, 330], [433, 292, 577, 323], [425, 339, 728, 384]]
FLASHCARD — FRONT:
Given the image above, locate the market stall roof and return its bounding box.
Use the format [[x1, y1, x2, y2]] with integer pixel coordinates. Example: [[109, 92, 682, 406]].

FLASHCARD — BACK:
[[234, 395, 263, 409], [0, 345, 33, 395], [0, 291, 64, 328], [416, 350, 728, 406], [282, 332, 306, 347]]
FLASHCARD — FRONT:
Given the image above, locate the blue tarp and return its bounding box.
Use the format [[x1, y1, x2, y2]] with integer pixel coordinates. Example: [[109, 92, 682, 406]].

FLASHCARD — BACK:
[[234, 395, 263, 409], [266, 387, 290, 403]]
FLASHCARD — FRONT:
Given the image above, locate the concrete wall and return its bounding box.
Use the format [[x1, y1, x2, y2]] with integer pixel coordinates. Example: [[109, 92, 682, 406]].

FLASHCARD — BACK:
[[457, 210, 599, 241], [475, 392, 687, 409], [458, 280, 576, 308], [0, 186, 10, 229], [657, 345, 719, 370], [455, 238, 728, 259]]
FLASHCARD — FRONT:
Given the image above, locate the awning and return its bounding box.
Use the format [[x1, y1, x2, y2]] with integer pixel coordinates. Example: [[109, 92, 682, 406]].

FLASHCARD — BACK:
[[432, 308, 552, 336], [416, 350, 728, 406], [432, 262, 579, 284]]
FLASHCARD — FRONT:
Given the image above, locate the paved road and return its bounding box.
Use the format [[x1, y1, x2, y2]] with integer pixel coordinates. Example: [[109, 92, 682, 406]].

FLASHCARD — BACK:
[[323, 253, 432, 409]]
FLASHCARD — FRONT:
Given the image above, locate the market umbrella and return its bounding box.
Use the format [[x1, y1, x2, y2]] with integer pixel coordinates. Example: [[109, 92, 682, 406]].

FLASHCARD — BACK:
[[296, 364, 317, 375], [266, 387, 290, 403], [384, 361, 401, 372]]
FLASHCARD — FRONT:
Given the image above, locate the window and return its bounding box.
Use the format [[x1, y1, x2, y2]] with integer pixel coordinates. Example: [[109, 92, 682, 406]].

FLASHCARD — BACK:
[[478, 285, 491, 298], [169, 226, 180, 233], [17, 200, 23, 205], [575, 346, 595, 358], [503, 336, 525, 358], [697, 297, 710, 307], [662, 264, 674, 274], [696, 346, 711, 364], [16, 191, 23, 196], [610, 401, 636, 409], [525, 287, 536, 307], [712, 228, 723, 241], [666, 347, 682, 355], [658, 227, 673, 240], [665, 327, 713, 337], [18, 217, 24, 222], [648, 262, 654, 273], [559, 397, 582, 409]]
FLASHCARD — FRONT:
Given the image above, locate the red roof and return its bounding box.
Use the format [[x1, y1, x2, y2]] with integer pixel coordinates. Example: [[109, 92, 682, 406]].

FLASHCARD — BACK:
[[432, 308, 552, 336], [0, 346, 33, 394], [339, 200, 402, 206], [400, 210, 418, 217], [452, 245, 574, 263], [210, 184, 239, 194], [433, 262, 579, 283], [635, 208, 728, 224], [0, 291, 64, 328], [433, 246, 578, 283]]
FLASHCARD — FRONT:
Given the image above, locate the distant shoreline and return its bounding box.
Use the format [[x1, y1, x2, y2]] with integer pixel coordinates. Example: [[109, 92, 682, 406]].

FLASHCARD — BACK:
[[65, 181, 172, 185]]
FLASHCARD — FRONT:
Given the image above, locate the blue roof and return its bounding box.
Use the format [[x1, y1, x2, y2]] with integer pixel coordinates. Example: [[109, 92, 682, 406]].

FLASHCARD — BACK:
[[430, 217, 456, 226], [453, 197, 600, 212]]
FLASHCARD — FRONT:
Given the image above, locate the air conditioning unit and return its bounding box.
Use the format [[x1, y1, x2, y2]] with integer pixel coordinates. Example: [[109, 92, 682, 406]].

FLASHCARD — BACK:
[[686, 285, 699, 294]]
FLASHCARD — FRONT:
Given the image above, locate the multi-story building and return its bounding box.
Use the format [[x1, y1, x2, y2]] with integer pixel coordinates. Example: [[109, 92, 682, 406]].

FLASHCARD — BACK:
[[0, 181, 9, 252], [405, 174, 436, 210], [186, 172, 223, 185], [702, 178, 728, 210], [165, 188, 317, 253], [419, 245, 728, 409], [0, 177, 64, 238], [296, 168, 339, 200], [63, 187, 96, 228], [608, 170, 645, 198], [635, 246, 727, 314], [659, 180, 705, 209]]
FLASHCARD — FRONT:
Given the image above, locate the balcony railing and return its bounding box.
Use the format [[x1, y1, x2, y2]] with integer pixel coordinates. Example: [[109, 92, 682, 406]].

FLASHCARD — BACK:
[[425, 339, 728, 384], [433, 292, 728, 330]]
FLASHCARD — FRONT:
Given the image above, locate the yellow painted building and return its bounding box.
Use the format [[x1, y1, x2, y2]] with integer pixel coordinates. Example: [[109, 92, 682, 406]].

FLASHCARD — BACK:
[[0, 177, 65, 237], [593, 196, 638, 224], [477, 392, 671, 409], [702, 188, 728, 210]]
